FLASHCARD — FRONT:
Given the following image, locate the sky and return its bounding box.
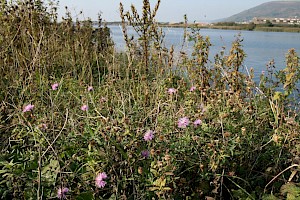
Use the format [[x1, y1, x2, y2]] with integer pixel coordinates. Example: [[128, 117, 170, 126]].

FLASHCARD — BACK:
[[56, 0, 275, 22]]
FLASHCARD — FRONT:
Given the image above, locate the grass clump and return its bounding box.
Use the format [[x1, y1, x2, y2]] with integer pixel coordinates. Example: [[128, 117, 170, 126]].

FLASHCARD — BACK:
[[1, 0, 300, 199]]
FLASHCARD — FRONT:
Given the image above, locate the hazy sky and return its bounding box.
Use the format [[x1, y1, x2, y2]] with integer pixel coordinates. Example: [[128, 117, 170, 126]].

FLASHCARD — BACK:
[[57, 0, 274, 22]]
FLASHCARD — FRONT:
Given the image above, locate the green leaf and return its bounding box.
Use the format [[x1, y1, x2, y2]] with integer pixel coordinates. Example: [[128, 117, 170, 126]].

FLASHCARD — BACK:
[[107, 194, 116, 200], [76, 191, 94, 200], [41, 159, 60, 186], [281, 182, 300, 199], [153, 177, 166, 188], [262, 194, 279, 200], [150, 168, 159, 177], [284, 72, 295, 88], [273, 92, 282, 100]]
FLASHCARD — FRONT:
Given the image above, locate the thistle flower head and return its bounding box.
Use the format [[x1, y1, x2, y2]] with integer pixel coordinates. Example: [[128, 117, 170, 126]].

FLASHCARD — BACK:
[[41, 123, 47, 131], [190, 86, 196, 92], [98, 172, 107, 180], [141, 150, 150, 158], [167, 88, 176, 95], [144, 130, 154, 141], [52, 83, 59, 90], [96, 180, 106, 188], [95, 172, 108, 188], [100, 97, 107, 103], [199, 103, 207, 114], [81, 105, 88, 111], [57, 187, 69, 199], [23, 104, 34, 112], [178, 117, 190, 128], [193, 119, 202, 127], [87, 86, 93, 91]]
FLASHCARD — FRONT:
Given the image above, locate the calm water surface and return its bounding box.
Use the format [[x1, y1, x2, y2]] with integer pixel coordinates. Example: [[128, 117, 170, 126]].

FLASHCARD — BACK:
[[109, 25, 300, 79]]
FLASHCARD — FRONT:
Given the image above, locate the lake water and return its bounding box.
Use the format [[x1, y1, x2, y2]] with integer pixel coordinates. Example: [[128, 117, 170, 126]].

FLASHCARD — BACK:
[[109, 25, 300, 79]]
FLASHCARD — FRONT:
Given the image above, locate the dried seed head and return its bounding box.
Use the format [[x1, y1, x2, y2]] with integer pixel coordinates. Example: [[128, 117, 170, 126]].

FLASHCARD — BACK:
[[200, 164, 204, 171], [272, 134, 279, 143], [150, 149, 155, 156], [138, 166, 143, 174], [164, 154, 171, 161], [241, 127, 246, 135], [224, 132, 231, 137]]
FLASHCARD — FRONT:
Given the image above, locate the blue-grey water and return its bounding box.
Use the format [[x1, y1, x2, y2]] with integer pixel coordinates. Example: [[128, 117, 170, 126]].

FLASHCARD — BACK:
[[109, 25, 300, 79]]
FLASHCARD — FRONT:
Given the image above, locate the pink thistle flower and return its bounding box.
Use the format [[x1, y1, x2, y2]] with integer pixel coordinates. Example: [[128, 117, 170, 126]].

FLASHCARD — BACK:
[[81, 105, 88, 111], [100, 97, 107, 103], [41, 123, 47, 131], [96, 180, 106, 188], [167, 88, 177, 95], [95, 172, 108, 188], [144, 130, 154, 141], [57, 187, 69, 199], [193, 119, 202, 127], [199, 103, 207, 114], [141, 150, 150, 158], [190, 86, 196, 92], [87, 86, 93, 91], [98, 172, 108, 180], [51, 83, 59, 90], [23, 104, 34, 112], [178, 117, 190, 128]]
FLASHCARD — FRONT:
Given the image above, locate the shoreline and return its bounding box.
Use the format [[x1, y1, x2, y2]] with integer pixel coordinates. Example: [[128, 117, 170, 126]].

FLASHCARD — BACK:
[[157, 24, 300, 33], [104, 22, 300, 33]]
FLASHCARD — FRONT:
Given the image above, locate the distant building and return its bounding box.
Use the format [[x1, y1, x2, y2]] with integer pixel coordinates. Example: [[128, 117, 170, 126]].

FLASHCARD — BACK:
[[252, 17, 300, 25], [194, 22, 209, 26]]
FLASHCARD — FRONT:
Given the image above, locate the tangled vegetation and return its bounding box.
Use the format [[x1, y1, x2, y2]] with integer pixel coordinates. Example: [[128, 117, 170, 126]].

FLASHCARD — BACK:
[[1, 0, 300, 199]]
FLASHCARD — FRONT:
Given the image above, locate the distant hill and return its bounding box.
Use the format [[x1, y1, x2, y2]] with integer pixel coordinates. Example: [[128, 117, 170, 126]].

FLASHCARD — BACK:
[[220, 1, 300, 22]]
